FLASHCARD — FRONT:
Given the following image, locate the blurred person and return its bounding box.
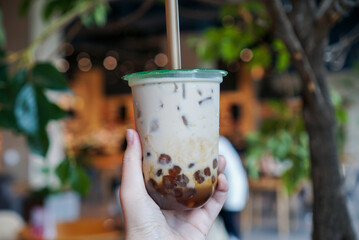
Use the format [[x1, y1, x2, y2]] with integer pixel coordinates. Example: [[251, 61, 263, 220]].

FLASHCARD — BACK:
[[119, 129, 228, 240], [219, 136, 248, 240]]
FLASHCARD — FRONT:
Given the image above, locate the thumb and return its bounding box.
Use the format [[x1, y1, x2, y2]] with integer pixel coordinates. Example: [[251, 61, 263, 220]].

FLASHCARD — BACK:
[[120, 129, 147, 202]]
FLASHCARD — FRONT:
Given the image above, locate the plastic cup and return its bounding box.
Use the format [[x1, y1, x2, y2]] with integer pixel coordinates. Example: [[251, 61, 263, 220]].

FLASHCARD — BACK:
[[123, 69, 227, 210]]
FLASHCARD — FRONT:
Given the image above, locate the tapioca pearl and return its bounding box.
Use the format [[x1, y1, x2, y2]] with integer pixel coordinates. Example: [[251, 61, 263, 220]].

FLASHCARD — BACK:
[[156, 169, 163, 177], [146, 152, 151, 158], [175, 174, 189, 187], [163, 175, 175, 189], [184, 188, 196, 199], [188, 163, 195, 168], [177, 106, 180, 111], [204, 167, 211, 176], [158, 153, 171, 165], [213, 158, 218, 169], [211, 175, 216, 184], [194, 170, 205, 184], [169, 165, 181, 176]]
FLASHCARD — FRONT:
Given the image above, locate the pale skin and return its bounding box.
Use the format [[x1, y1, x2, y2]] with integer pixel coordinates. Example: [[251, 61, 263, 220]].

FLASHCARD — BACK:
[[120, 129, 229, 240]]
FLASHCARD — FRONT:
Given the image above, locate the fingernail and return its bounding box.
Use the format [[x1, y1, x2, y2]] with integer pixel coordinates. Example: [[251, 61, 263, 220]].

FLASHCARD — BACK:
[[126, 129, 134, 144]]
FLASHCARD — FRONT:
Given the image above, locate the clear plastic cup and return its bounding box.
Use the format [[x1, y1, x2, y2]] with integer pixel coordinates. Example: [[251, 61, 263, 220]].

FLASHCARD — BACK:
[[123, 69, 227, 210]]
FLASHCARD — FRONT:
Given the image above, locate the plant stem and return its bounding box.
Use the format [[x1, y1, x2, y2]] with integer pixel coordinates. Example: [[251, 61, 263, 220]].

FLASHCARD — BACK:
[[7, 0, 102, 65]]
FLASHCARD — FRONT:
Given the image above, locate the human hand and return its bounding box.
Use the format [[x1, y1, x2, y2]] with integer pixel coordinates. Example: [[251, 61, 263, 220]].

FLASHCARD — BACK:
[[120, 129, 228, 240]]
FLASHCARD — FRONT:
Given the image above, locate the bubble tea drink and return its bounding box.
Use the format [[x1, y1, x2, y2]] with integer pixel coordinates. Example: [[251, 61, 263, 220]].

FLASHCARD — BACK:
[[124, 69, 227, 210]]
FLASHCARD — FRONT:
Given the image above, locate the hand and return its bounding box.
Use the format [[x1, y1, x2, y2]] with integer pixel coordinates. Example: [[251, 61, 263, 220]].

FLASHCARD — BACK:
[[120, 129, 228, 240]]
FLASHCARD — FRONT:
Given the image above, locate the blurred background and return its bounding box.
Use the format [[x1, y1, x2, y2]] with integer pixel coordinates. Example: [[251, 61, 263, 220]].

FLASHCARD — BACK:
[[0, 0, 359, 239]]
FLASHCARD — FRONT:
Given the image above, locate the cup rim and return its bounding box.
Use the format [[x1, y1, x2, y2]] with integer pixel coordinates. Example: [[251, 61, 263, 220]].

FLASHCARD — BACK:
[[123, 69, 227, 87]]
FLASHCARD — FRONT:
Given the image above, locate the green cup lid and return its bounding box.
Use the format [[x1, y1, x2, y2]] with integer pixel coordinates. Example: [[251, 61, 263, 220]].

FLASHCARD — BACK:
[[123, 69, 227, 87]]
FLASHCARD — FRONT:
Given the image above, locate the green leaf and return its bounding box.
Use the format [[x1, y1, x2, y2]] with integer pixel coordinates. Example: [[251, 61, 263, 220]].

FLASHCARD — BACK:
[[32, 62, 68, 91], [81, 2, 109, 28], [14, 84, 39, 136], [250, 45, 271, 69], [46, 101, 68, 120], [81, 13, 95, 28], [0, 63, 7, 83], [19, 0, 32, 16], [55, 158, 91, 196], [10, 69, 27, 94], [55, 158, 71, 185], [219, 5, 238, 18], [93, 3, 108, 27], [35, 88, 68, 123], [245, 151, 262, 178], [42, 0, 63, 21], [48, 102, 68, 120], [336, 107, 348, 124], [0, 48, 5, 60], [246, 132, 260, 144], [0, 64, 10, 106], [241, 2, 266, 12], [0, 87, 12, 107], [0, 10, 6, 47], [0, 109, 18, 131], [69, 165, 90, 196], [273, 39, 290, 72], [27, 129, 49, 157], [42, 0, 75, 21]]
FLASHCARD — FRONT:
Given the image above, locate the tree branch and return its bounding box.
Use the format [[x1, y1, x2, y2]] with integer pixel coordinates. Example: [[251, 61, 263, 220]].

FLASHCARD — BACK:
[[288, 0, 316, 50], [7, 0, 102, 65], [325, 22, 359, 70], [316, 0, 358, 24], [102, 0, 156, 31], [263, 0, 324, 104], [316, 0, 335, 21], [307, 0, 318, 13]]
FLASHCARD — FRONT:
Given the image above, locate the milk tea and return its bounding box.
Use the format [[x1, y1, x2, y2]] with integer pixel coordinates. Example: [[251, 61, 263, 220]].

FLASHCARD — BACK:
[[124, 69, 226, 210]]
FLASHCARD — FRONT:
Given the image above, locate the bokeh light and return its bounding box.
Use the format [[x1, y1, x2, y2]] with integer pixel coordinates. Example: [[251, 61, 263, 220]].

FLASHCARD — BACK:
[[154, 53, 168, 67], [240, 48, 253, 62], [62, 43, 74, 56], [103, 56, 118, 70], [78, 57, 92, 72], [55, 59, 70, 73]]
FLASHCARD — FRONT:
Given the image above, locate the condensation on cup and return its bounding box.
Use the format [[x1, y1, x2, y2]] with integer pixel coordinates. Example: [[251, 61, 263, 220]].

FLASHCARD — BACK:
[[123, 69, 227, 210]]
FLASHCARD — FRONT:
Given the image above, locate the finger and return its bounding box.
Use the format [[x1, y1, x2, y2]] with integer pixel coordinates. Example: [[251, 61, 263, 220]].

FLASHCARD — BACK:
[[120, 129, 146, 201], [177, 173, 228, 236], [218, 155, 226, 174], [202, 173, 228, 220]]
